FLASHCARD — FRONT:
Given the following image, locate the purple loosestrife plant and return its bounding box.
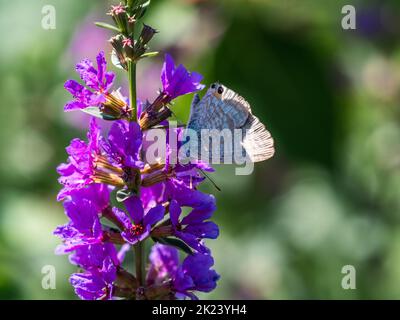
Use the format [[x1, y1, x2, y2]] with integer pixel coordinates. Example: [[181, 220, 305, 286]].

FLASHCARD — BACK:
[[55, 0, 220, 300]]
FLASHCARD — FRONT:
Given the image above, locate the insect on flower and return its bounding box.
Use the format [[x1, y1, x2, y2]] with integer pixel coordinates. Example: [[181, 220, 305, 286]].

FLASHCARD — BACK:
[[55, 0, 274, 301], [186, 83, 275, 164]]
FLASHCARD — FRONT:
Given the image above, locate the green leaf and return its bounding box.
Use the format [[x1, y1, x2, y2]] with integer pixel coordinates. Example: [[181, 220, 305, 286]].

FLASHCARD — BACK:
[[141, 0, 151, 7], [140, 51, 159, 59], [81, 107, 103, 119], [133, 0, 151, 9], [80, 107, 118, 121], [136, 1, 151, 19], [116, 188, 135, 202], [95, 22, 120, 33], [152, 237, 193, 255], [102, 114, 119, 121]]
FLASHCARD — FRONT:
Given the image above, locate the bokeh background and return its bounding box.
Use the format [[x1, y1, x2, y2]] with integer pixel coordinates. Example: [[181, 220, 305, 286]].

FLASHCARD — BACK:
[[1, 0, 400, 299]]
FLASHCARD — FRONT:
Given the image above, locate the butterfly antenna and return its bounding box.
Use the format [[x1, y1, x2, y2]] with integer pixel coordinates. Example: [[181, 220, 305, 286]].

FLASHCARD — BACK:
[[198, 168, 221, 192]]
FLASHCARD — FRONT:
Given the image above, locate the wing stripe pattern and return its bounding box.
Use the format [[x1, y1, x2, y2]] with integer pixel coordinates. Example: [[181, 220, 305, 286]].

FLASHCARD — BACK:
[[242, 115, 275, 162]]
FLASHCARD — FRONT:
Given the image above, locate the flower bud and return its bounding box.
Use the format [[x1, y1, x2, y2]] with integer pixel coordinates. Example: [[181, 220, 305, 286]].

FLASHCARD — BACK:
[[122, 37, 135, 58], [127, 16, 136, 35], [140, 24, 158, 45], [109, 35, 124, 54], [108, 4, 129, 34], [139, 106, 172, 130], [109, 35, 128, 70]]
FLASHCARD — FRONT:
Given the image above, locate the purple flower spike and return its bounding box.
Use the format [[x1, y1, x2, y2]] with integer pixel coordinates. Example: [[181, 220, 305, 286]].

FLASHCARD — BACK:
[[56, 11, 222, 301], [161, 54, 205, 100]]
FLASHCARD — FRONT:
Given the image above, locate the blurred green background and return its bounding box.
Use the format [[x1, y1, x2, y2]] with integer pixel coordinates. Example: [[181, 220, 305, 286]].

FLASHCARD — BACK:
[[1, 0, 400, 299]]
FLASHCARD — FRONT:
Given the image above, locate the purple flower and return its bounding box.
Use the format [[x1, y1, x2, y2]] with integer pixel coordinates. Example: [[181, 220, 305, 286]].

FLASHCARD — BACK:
[[171, 181, 216, 208], [64, 51, 115, 111], [148, 244, 220, 299], [141, 184, 167, 210], [106, 120, 144, 169], [145, 178, 216, 212], [175, 253, 220, 297], [57, 119, 144, 201], [54, 198, 104, 254], [68, 241, 130, 300], [161, 54, 205, 101], [169, 199, 218, 254], [69, 243, 119, 270], [68, 183, 111, 213], [70, 256, 117, 300], [148, 243, 180, 284], [67, 237, 130, 300], [57, 31, 221, 302], [57, 118, 107, 200], [112, 196, 165, 245]]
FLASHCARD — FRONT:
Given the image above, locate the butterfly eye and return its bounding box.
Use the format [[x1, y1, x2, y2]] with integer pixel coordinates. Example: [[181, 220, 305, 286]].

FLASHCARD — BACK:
[[217, 86, 224, 95], [211, 84, 216, 89]]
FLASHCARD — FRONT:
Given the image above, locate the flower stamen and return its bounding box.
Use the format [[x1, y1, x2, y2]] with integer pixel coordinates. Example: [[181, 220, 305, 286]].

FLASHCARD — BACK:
[[93, 170, 125, 187], [141, 168, 174, 187], [95, 155, 125, 175], [101, 92, 129, 118], [131, 224, 144, 236]]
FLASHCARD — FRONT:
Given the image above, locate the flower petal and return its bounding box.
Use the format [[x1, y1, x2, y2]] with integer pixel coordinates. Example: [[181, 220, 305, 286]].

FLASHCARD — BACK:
[[124, 196, 144, 225], [143, 205, 165, 227], [183, 222, 219, 239], [111, 207, 132, 230], [169, 200, 181, 227], [149, 244, 180, 277], [176, 232, 210, 254], [76, 58, 99, 90]]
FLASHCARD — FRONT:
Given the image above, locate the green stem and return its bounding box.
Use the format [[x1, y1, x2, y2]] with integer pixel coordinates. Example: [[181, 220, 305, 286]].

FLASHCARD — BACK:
[[128, 60, 137, 121], [134, 241, 146, 286]]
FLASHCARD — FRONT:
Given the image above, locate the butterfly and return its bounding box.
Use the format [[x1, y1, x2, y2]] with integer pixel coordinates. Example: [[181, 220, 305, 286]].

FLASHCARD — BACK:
[[185, 83, 275, 164]]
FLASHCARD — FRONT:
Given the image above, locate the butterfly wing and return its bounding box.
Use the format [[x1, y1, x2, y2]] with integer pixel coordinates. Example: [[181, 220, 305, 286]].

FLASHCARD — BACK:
[[241, 114, 275, 162], [220, 87, 275, 162], [187, 85, 275, 163]]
